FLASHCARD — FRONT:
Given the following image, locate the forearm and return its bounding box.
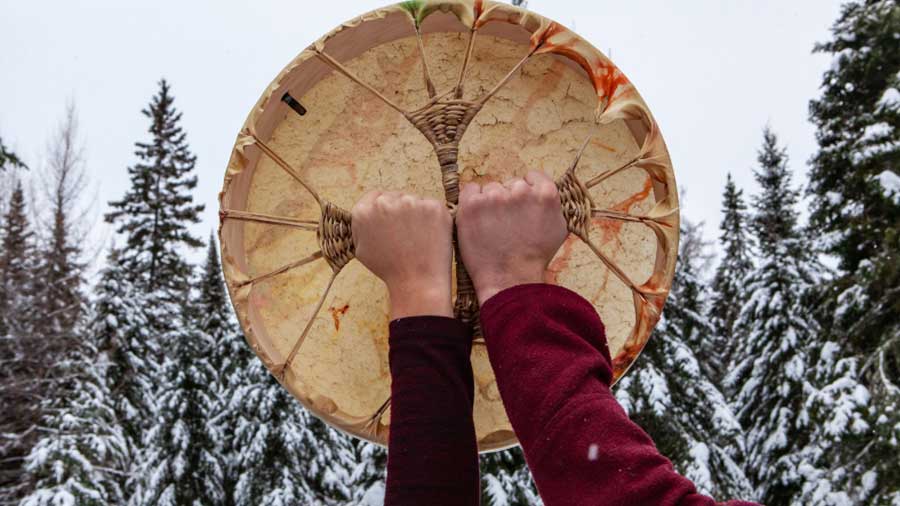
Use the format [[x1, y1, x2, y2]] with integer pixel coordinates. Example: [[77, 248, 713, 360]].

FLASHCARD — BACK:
[[480, 283, 759, 506], [384, 316, 479, 506]]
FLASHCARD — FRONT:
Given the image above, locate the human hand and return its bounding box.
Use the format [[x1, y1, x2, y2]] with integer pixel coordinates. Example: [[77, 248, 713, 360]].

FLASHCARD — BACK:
[[352, 191, 454, 319], [456, 170, 568, 304]]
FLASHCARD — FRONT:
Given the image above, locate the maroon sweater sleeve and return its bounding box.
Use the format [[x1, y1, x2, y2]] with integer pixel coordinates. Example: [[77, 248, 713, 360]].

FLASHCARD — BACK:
[[385, 315, 479, 505], [480, 283, 760, 506]]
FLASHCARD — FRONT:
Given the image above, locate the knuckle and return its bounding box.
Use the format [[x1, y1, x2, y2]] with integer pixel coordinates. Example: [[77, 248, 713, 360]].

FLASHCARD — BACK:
[[461, 193, 485, 213], [538, 183, 559, 201], [484, 181, 503, 192], [351, 202, 371, 219]]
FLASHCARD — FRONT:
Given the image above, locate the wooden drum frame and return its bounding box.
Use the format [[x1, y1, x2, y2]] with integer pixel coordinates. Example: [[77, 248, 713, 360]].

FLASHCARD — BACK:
[[219, 0, 679, 452]]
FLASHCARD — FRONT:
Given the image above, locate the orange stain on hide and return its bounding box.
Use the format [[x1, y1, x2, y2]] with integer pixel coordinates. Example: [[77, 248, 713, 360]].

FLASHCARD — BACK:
[[473, 0, 485, 20], [591, 139, 617, 153], [612, 341, 643, 380], [611, 176, 654, 213], [612, 305, 661, 381], [592, 59, 630, 109], [592, 177, 654, 245], [545, 234, 578, 284], [329, 303, 350, 331], [531, 22, 568, 53], [534, 25, 631, 111]]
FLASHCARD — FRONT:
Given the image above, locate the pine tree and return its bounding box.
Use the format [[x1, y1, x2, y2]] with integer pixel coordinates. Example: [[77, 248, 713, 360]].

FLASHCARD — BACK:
[[102, 79, 205, 490], [797, 338, 877, 505], [91, 250, 158, 486], [616, 218, 752, 500], [200, 233, 253, 505], [0, 181, 36, 336], [726, 128, 822, 505], [348, 440, 387, 505], [133, 261, 226, 506], [671, 219, 718, 378], [202, 232, 368, 505], [230, 358, 354, 505], [479, 448, 540, 506], [104, 79, 204, 295], [0, 181, 40, 503], [708, 174, 754, 382], [20, 324, 129, 506], [802, 1, 900, 502], [198, 235, 242, 378]]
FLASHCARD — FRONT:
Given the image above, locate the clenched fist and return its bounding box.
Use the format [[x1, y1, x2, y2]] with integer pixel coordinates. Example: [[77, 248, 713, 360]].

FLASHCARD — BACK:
[[352, 191, 454, 319], [456, 170, 568, 304]]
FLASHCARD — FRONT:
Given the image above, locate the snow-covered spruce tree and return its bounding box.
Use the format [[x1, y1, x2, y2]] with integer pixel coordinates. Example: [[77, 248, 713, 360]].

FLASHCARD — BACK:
[[203, 232, 367, 505], [799, 335, 878, 505], [230, 357, 354, 505], [671, 218, 718, 379], [616, 217, 752, 500], [708, 174, 754, 383], [479, 447, 540, 506], [198, 234, 244, 384], [103, 80, 205, 495], [104, 78, 204, 296], [90, 250, 158, 491], [803, 1, 900, 502], [132, 257, 228, 505], [198, 233, 254, 505], [726, 128, 822, 506], [0, 181, 41, 503], [19, 325, 129, 505], [0, 181, 36, 337], [348, 440, 387, 505]]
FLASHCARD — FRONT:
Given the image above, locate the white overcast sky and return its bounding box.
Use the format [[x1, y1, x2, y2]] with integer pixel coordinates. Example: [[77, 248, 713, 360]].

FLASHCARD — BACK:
[[1, 0, 844, 268]]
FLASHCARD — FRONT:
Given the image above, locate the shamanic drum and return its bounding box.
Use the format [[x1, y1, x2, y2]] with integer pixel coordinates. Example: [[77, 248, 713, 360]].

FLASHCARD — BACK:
[[219, 0, 679, 452]]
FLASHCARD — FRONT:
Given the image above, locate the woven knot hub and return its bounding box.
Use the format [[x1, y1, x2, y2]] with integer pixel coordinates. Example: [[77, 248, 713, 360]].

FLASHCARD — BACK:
[[407, 100, 480, 147], [405, 100, 486, 335], [435, 145, 459, 167], [557, 171, 594, 239], [318, 201, 354, 272], [455, 289, 479, 326]]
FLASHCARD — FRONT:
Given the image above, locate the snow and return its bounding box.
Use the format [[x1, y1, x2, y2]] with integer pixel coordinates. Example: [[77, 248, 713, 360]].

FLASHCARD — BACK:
[[359, 482, 385, 506], [875, 170, 900, 203], [20, 490, 76, 506], [878, 87, 900, 107], [825, 191, 843, 206], [860, 121, 892, 143], [785, 354, 805, 381], [686, 442, 713, 495], [819, 341, 839, 365], [674, 345, 701, 377], [639, 368, 672, 416]]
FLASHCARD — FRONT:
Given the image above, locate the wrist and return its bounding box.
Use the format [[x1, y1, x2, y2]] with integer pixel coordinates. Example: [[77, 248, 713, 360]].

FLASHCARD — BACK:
[[387, 277, 453, 319], [473, 264, 545, 305]]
